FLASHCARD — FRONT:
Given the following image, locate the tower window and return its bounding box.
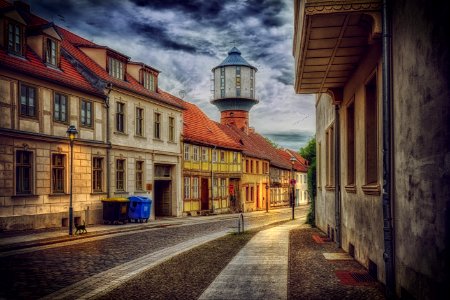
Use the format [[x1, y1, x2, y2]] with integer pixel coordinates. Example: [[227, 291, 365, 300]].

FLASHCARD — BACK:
[[220, 67, 225, 98], [45, 38, 58, 67], [108, 57, 124, 80], [7, 21, 23, 56]]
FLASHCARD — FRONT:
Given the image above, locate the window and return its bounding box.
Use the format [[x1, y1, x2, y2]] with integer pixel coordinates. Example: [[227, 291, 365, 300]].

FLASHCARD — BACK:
[[236, 67, 241, 97], [116, 159, 125, 191], [92, 157, 103, 192], [201, 148, 207, 161], [233, 152, 238, 163], [220, 151, 225, 163], [213, 178, 218, 198], [250, 69, 255, 98], [184, 177, 190, 199], [245, 160, 249, 173], [318, 143, 321, 187], [184, 144, 190, 161], [192, 177, 199, 199], [365, 75, 378, 185], [45, 38, 58, 67], [20, 84, 36, 117], [155, 165, 171, 177], [16, 151, 32, 195], [250, 160, 254, 173], [7, 21, 23, 55], [256, 161, 259, 174], [221, 178, 226, 198], [212, 150, 217, 162], [347, 100, 355, 185], [143, 71, 155, 91], [52, 154, 65, 193], [116, 102, 125, 132], [136, 161, 144, 190], [108, 57, 124, 80], [136, 107, 144, 136], [80, 99, 92, 127], [169, 116, 175, 142], [54, 93, 68, 123], [326, 124, 335, 187], [193, 146, 199, 161], [220, 67, 225, 98], [154, 112, 161, 139]]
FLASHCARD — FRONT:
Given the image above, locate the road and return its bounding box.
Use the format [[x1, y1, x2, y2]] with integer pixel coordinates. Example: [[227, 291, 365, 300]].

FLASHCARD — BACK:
[[0, 207, 308, 299]]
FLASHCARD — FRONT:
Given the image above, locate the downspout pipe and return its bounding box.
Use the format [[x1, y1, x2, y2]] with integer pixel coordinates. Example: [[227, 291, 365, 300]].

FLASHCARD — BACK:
[[104, 84, 112, 198], [334, 104, 341, 247], [382, 0, 395, 298]]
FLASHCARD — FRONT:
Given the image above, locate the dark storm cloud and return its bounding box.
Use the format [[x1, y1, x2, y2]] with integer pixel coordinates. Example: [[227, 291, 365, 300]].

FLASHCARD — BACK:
[[262, 131, 315, 151], [131, 21, 197, 53]]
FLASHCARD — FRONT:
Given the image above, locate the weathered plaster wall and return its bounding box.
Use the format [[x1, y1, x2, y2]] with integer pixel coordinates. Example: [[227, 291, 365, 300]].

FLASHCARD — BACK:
[[340, 42, 385, 283], [315, 93, 335, 234], [392, 0, 450, 298]]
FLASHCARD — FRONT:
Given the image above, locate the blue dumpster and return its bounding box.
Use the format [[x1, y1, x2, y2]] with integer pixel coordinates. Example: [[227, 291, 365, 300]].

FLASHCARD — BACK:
[[128, 196, 152, 223]]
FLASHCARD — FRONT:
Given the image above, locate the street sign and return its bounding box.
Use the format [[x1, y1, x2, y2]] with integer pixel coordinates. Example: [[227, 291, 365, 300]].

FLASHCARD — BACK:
[[290, 179, 296, 185], [229, 184, 234, 195]]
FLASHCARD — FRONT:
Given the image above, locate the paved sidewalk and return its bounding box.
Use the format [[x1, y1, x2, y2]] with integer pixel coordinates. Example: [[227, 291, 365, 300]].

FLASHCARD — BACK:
[[199, 220, 302, 300]]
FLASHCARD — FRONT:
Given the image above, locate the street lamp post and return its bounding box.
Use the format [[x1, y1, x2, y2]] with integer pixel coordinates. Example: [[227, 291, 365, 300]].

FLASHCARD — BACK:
[[66, 125, 78, 236], [265, 183, 269, 213], [290, 156, 296, 220]]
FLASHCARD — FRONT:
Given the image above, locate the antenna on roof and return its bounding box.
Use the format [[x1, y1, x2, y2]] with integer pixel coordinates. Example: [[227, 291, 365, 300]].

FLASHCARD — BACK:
[[179, 90, 186, 99]]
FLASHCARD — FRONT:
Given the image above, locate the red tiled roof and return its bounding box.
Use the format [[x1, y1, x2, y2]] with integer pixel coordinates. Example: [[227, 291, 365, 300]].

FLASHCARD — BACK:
[[277, 149, 308, 172], [0, 46, 102, 96], [286, 149, 309, 168], [183, 102, 242, 150], [219, 124, 292, 169], [57, 26, 184, 109]]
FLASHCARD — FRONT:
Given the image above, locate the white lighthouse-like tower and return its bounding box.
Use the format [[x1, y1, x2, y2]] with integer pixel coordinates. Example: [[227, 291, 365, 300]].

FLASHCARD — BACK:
[[211, 47, 258, 132]]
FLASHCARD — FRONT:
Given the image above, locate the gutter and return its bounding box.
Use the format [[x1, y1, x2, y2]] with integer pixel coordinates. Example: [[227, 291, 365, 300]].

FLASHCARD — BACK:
[[381, 0, 395, 297]]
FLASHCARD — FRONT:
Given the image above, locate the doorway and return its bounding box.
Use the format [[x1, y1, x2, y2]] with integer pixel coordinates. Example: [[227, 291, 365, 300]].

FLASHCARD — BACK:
[[154, 180, 171, 216], [201, 178, 209, 210]]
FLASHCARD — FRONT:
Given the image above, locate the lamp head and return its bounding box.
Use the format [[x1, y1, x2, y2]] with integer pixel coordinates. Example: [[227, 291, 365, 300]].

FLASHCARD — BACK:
[[66, 125, 78, 141], [290, 156, 296, 165]]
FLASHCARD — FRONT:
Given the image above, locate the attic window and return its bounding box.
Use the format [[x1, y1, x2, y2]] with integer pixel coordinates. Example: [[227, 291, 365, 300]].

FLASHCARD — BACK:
[[45, 37, 58, 67], [108, 57, 124, 80], [143, 71, 156, 91], [7, 21, 24, 56]]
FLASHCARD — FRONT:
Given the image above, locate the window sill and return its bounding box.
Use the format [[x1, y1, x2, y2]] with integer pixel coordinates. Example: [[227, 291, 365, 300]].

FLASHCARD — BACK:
[[134, 135, 147, 140], [114, 191, 129, 195], [91, 192, 107, 195], [12, 194, 39, 198], [345, 185, 357, 193], [80, 125, 94, 130], [114, 131, 128, 136], [19, 114, 39, 121], [53, 120, 69, 126], [167, 141, 177, 145], [362, 184, 381, 195], [49, 193, 69, 197], [153, 138, 163, 143], [325, 185, 335, 191]]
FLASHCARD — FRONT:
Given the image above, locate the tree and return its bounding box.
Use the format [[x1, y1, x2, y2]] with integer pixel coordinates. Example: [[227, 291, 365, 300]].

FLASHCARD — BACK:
[[299, 136, 316, 226]]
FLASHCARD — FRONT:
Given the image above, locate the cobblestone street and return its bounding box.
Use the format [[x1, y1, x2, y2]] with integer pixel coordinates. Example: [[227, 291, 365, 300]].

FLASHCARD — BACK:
[[0, 208, 306, 299]]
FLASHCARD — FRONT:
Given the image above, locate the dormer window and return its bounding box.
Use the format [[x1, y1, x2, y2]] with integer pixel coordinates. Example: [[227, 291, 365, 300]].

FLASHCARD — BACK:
[[143, 71, 155, 91], [45, 37, 58, 67], [7, 21, 23, 56], [108, 57, 124, 80]]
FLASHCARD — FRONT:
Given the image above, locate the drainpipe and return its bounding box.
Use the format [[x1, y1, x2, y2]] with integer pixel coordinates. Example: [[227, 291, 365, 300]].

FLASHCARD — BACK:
[[104, 84, 112, 198], [334, 104, 341, 247], [382, 0, 395, 298]]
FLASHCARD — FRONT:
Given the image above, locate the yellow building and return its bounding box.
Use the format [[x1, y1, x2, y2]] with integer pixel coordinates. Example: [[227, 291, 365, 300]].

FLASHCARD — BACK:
[[182, 102, 242, 215]]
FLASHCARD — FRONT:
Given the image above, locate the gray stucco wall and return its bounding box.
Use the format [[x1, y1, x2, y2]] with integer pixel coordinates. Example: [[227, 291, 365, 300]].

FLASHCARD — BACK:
[[392, 0, 450, 298], [315, 93, 336, 236]]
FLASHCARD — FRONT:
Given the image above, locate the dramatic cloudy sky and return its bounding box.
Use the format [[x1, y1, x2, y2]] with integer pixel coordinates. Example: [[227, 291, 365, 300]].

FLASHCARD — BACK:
[[28, 0, 316, 150]]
